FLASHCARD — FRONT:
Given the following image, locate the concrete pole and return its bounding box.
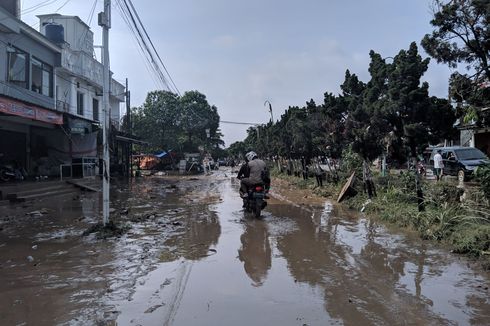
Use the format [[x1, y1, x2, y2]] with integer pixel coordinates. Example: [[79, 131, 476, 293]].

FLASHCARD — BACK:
[[126, 78, 132, 178], [99, 0, 111, 225]]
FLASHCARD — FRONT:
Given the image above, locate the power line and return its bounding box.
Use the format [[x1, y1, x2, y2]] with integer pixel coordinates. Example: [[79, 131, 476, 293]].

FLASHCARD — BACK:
[[113, 0, 180, 95], [76, 0, 98, 51], [21, 0, 63, 16], [126, 0, 180, 95], [221, 120, 261, 126], [120, 0, 173, 92], [55, 0, 72, 12], [113, 0, 161, 89]]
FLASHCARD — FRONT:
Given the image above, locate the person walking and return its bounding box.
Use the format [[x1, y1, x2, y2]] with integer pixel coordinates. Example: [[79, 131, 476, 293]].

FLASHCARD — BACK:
[[433, 149, 444, 181]]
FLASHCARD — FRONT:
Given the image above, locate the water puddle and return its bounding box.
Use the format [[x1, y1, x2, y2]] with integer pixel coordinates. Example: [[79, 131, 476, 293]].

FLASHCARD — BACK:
[[0, 172, 488, 325]]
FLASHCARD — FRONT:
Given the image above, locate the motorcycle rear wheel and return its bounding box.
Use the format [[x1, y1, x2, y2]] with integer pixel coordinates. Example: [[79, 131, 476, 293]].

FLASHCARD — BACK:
[[254, 200, 262, 218], [0, 170, 11, 182]]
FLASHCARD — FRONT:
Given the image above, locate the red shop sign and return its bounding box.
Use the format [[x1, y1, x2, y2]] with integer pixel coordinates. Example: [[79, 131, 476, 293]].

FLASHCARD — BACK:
[[0, 96, 63, 125]]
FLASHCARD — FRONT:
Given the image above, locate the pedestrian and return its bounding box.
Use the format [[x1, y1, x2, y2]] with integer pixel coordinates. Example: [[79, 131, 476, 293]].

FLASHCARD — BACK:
[[313, 158, 323, 187], [433, 149, 444, 181], [301, 156, 309, 180]]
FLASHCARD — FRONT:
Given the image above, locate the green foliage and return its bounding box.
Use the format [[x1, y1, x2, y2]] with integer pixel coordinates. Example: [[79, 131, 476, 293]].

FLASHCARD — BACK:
[[227, 141, 247, 158], [422, 0, 490, 80], [426, 181, 464, 205], [239, 43, 455, 167], [450, 224, 490, 257], [418, 203, 463, 240], [338, 146, 363, 178], [475, 165, 490, 199], [132, 90, 223, 154], [422, 0, 490, 126], [345, 172, 490, 261]]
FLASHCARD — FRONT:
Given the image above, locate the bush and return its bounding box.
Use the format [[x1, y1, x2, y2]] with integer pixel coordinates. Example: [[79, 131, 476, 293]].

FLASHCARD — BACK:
[[425, 181, 464, 206], [450, 224, 490, 256], [475, 165, 490, 199], [339, 146, 363, 176]]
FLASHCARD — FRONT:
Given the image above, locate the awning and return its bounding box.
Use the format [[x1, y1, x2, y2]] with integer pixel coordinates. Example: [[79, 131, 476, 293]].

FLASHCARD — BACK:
[[0, 96, 63, 125], [66, 116, 92, 134]]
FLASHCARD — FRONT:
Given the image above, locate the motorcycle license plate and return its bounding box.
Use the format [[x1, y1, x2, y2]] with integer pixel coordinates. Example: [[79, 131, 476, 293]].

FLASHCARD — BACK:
[[253, 192, 264, 199]]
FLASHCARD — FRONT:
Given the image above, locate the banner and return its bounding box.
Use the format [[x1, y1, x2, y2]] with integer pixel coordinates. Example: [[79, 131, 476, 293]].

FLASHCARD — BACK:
[[0, 96, 63, 125]]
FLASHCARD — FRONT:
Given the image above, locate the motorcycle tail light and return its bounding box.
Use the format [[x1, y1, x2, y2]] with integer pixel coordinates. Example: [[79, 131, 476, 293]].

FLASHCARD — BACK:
[[255, 186, 263, 191]]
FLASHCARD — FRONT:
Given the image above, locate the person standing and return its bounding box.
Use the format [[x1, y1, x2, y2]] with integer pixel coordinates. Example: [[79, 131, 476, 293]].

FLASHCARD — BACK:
[[313, 158, 324, 187], [301, 156, 309, 180], [433, 149, 444, 181]]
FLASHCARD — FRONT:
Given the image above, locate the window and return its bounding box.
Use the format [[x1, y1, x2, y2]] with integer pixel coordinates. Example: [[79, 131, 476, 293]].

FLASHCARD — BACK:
[[92, 98, 99, 121], [31, 57, 53, 97], [7, 46, 28, 89], [77, 92, 84, 115], [456, 148, 488, 160]]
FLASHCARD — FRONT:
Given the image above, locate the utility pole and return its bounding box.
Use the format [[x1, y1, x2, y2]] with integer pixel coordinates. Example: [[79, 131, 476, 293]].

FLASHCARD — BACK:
[[126, 78, 132, 178], [99, 0, 111, 226]]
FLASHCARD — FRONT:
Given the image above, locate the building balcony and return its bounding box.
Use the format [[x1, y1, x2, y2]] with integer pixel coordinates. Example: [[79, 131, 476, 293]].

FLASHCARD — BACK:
[[60, 49, 125, 102]]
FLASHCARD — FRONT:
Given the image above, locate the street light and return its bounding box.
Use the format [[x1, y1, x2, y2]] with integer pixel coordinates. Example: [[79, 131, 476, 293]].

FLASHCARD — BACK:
[[381, 56, 394, 177], [264, 100, 273, 123]]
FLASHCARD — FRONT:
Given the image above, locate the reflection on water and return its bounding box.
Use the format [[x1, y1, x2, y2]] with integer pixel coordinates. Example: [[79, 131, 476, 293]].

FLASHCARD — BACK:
[[238, 219, 271, 287], [161, 207, 221, 262], [269, 199, 489, 325], [109, 175, 489, 326]]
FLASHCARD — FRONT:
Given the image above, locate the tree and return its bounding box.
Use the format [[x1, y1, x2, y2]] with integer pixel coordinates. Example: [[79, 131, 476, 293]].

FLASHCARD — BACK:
[[178, 91, 220, 152], [422, 0, 490, 123], [132, 90, 223, 154], [132, 90, 180, 152], [227, 141, 247, 158], [422, 0, 490, 81], [386, 43, 433, 158]]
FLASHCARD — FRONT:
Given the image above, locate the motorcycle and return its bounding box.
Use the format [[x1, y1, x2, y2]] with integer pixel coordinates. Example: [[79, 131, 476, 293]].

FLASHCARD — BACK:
[[0, 164, 16, 182], [0, 154, 26, 182], [243, 183, 268, 218]]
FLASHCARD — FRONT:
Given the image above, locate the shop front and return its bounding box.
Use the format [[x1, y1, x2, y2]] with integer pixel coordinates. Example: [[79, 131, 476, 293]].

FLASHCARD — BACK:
[[0, 96, 64, 177]]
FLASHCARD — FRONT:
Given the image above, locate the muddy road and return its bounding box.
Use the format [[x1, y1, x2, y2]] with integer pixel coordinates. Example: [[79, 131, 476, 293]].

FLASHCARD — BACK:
[[0, 169, 489, 325]]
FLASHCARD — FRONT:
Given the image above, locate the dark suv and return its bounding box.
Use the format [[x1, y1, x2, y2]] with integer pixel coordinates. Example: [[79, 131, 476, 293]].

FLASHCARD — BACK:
[[429, 146, 490, 181]]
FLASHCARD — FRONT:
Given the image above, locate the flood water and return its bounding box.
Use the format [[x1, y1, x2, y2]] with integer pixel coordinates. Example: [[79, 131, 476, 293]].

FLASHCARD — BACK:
[[0, 169, 489, 325]]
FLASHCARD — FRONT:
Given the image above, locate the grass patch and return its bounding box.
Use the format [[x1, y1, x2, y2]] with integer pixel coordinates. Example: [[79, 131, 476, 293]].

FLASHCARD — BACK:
[[273, 166, 490, 269]]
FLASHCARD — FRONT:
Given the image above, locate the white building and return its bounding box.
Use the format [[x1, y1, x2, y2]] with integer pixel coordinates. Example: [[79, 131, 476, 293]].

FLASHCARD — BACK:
[[37, 14, 125, 129], [0, 2, 128, 177]]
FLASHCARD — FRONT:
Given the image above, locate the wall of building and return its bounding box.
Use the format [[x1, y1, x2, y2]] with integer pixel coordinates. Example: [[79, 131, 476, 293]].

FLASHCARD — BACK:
[[0, 11, 60, 110], [38, 15, 93, 55]]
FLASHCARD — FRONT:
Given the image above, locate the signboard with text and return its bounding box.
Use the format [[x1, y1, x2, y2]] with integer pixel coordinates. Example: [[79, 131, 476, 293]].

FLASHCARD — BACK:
[[0, 96, 63, 125]]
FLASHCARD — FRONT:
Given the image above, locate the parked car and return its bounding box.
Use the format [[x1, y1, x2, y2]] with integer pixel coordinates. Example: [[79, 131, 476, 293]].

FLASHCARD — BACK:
[[429, 146, 490, 181]]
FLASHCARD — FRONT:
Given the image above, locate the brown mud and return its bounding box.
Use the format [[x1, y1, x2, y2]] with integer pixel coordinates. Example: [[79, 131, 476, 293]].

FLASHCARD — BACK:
[[0, 168, 488, 325]]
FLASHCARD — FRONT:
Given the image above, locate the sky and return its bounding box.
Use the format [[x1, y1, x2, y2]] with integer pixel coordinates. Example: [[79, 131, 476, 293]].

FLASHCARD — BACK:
[[20, 0, 454, 147]]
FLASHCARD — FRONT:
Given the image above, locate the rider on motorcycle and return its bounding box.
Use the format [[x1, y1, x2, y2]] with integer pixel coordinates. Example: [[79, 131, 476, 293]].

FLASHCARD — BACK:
[[239, 151, 270, 198]]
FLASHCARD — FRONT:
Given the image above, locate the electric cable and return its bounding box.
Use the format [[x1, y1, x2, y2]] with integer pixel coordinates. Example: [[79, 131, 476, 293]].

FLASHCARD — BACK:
[[20, 0, 63, 16], [113, 0, 161, 89], [55, 0, 72, 12], [126, 0, 180, 95], [120, 0, 171, 92]]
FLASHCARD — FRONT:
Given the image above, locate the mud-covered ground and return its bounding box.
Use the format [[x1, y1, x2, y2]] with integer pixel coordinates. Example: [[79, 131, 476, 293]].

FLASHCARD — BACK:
[[0, 168, 489, 326]]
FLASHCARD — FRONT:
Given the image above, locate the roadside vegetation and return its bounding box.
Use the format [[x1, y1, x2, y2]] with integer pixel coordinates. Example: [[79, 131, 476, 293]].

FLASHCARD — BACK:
[[270, 152, 490, 269]]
